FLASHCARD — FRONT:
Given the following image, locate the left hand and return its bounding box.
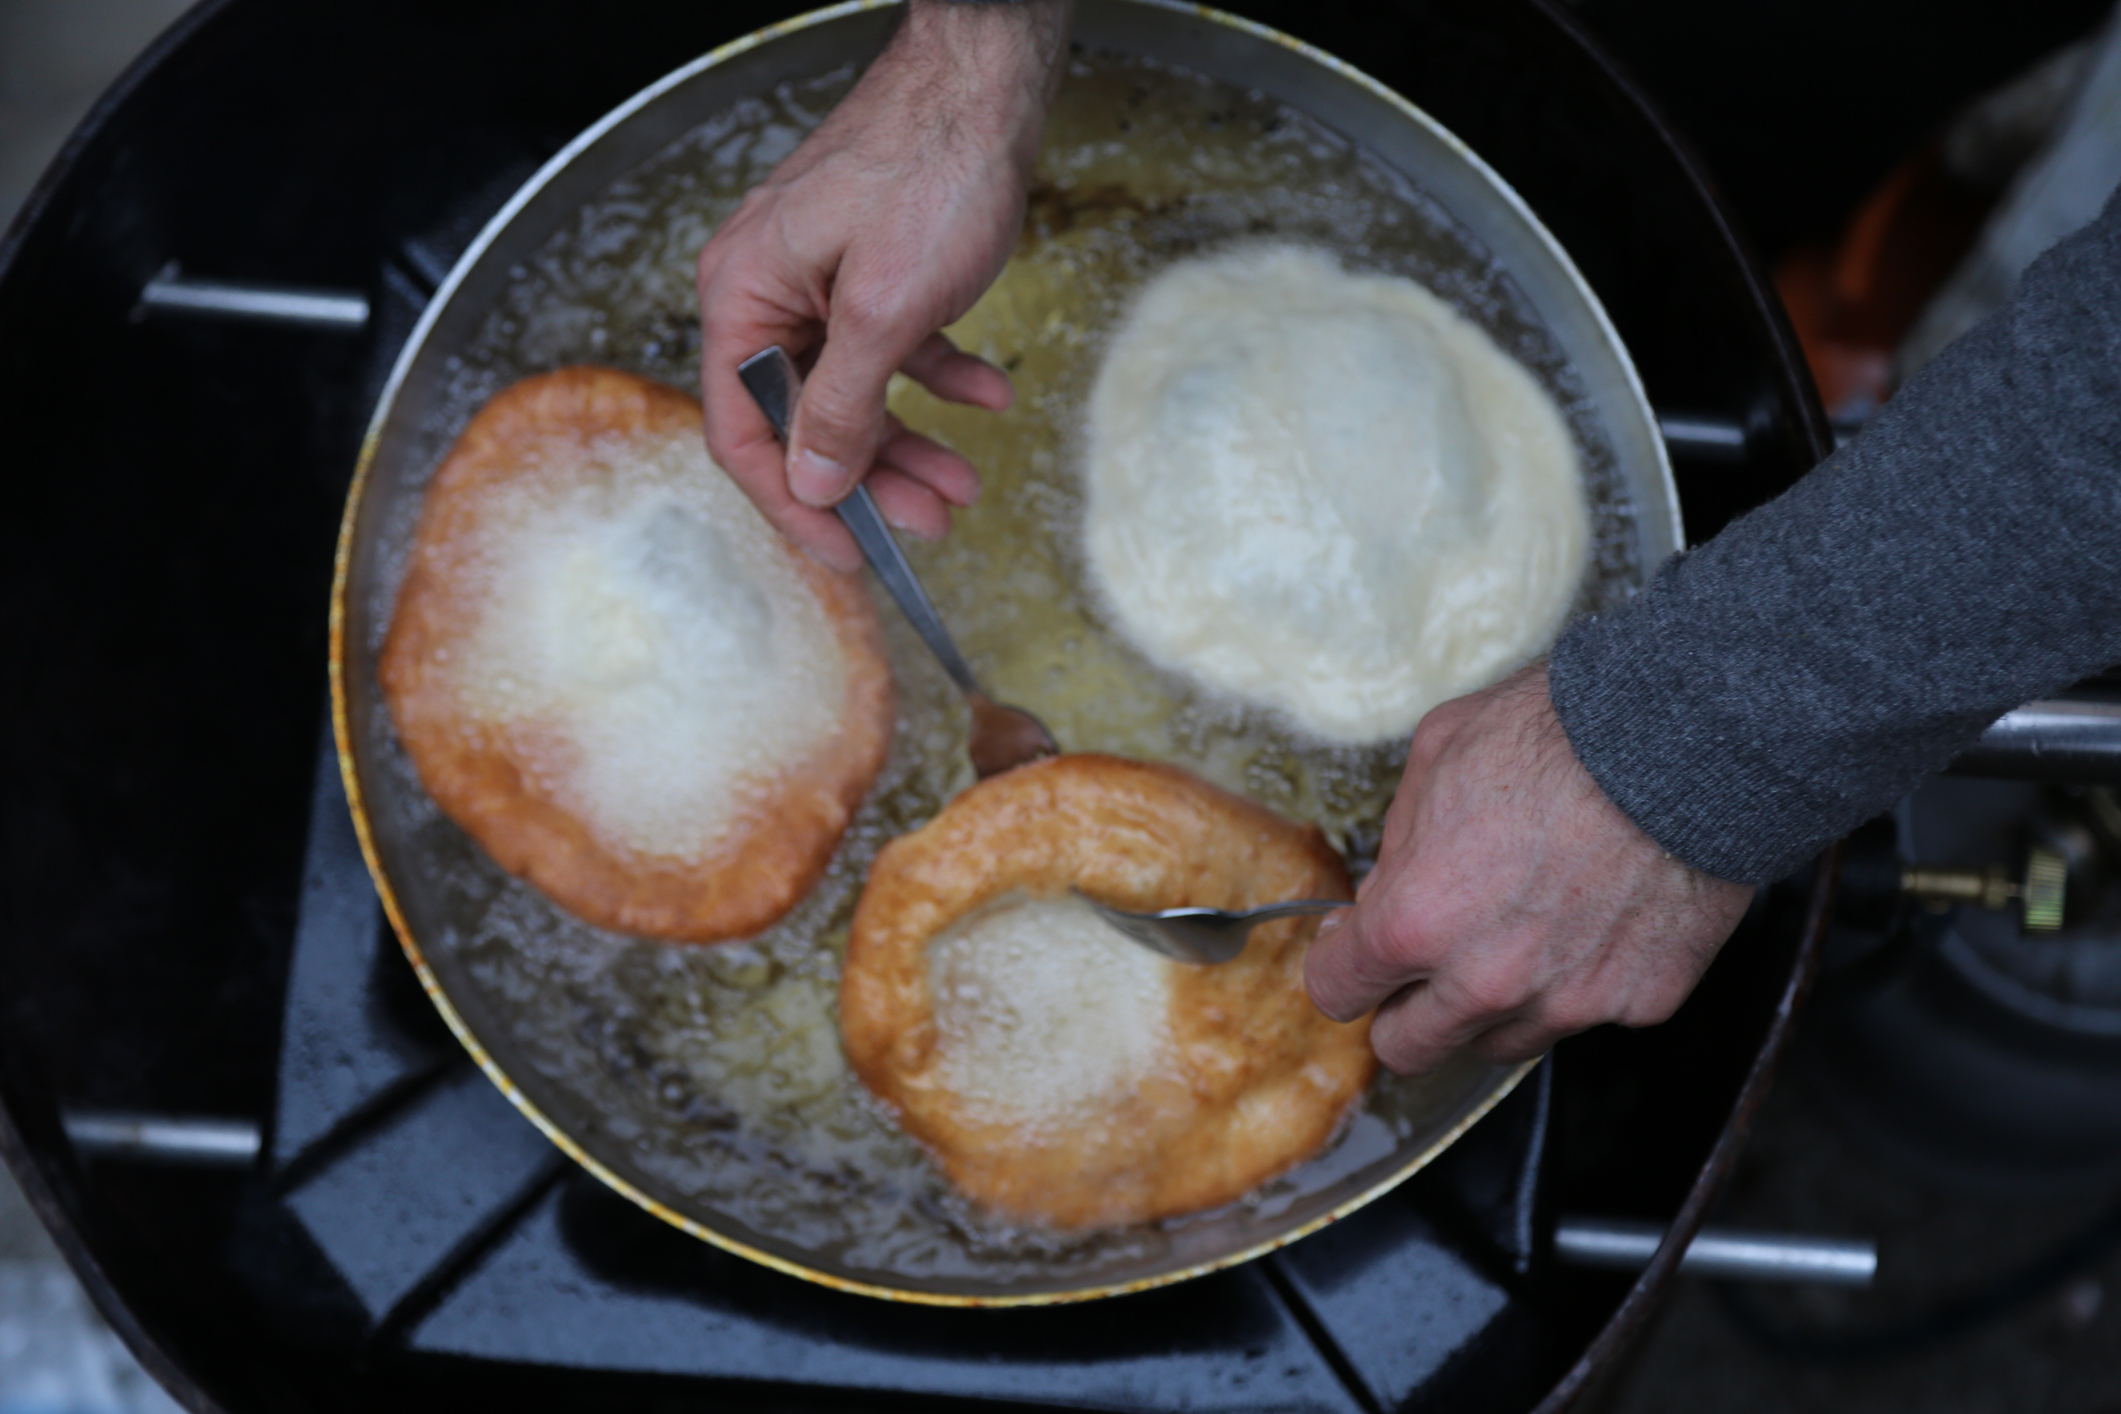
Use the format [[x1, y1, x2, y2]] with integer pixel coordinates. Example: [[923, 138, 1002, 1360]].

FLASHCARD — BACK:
[[1304, 662, 1754, 1075]]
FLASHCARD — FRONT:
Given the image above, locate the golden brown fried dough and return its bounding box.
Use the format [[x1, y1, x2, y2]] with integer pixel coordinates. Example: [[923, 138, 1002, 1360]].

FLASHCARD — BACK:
[[842, 754, 1374, 1228], [381, 366, 892, 943]]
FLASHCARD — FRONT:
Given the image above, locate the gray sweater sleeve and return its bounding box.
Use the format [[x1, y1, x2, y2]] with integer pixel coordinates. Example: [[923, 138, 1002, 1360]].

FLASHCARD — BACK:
[[1548, 184, 2121, 887]]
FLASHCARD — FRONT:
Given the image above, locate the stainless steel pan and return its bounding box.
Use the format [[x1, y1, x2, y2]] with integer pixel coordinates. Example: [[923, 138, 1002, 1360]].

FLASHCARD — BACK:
[[332, 0, 1681, 1305]]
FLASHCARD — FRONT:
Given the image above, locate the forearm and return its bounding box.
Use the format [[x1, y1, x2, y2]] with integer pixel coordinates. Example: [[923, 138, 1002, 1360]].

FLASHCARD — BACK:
[[694, 0, 1074, 567], [875, 0, 1074, 170], [1550, 184, 2121, 886]]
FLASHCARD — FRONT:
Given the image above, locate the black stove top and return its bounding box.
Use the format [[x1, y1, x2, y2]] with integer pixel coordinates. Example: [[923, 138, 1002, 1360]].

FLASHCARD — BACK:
[[264, 710, 1561, 1411], [57, 686, 1815, 1413]]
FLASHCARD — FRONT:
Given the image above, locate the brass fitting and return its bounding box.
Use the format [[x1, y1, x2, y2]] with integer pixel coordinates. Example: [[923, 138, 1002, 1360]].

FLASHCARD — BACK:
[[1899, 846, 2066, 932]]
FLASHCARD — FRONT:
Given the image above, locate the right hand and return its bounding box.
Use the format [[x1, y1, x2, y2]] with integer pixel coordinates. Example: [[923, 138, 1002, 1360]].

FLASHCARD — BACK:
[[1304, 664, 1754, 1075], [697, 0, 1072, 571]]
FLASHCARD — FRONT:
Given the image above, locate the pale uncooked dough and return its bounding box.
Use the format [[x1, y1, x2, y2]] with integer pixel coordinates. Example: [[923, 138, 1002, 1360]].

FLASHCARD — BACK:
[[454, 432, 849, 860], [1082, 244, 1590, 742]]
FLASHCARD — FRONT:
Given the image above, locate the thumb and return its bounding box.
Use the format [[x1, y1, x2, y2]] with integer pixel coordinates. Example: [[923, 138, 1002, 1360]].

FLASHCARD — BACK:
[[1304, 905, 1368, 1022], [786, 307, 925, 508], [1304, 882, 1422, 1024]]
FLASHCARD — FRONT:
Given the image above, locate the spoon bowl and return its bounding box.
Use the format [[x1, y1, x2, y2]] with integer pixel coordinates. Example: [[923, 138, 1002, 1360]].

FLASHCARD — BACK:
[[1073, 889, 1346, 965]]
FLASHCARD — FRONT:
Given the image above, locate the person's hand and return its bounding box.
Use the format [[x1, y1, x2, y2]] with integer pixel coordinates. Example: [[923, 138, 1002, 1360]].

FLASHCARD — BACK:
[[697, 0, 1072, 571], [1305, 663, 1754, 1074]]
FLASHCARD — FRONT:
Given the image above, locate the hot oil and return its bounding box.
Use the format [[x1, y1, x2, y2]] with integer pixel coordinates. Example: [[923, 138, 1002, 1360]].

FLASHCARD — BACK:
[[884, 57, 1638, 835], [365, 50, 1641, 1287]]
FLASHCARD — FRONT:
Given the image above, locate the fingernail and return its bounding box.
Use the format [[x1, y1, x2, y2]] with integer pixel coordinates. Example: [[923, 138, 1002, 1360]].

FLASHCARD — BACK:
[[798, 540, 863, 575], [882, 508, 943, 542], [788, 447, 850, 507]]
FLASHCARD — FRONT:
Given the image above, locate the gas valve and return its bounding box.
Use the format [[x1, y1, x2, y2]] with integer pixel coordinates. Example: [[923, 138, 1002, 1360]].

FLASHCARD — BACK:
[[1900, 846, 2066, 931]]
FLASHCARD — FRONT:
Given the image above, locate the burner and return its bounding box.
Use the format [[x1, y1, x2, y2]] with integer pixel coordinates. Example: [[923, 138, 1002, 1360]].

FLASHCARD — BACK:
[[262, 714, 1563, 1409], [0, 2, 1835, 1408], [1806, 778, 2121, 1194]]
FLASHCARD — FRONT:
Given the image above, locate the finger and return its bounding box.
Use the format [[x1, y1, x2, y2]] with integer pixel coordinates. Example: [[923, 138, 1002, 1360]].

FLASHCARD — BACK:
[[788, 299, 939, 508], [878, 418, 981, 507], [1376, 773, 1422, 862], [901, 332, 1014, 411], [1303, 883, 1435, 1024], [1366, 977, 1512, 1076], [697, 328, 864, 571], [1303, 908, 1359, 1019], [701, 337, 810, 514], [695, 369, 866, 573], [696, 263, 830, 513], [865, 467, 953, 542], [1465, 1016, 1563, 1068], [771, 500, 866, 574]]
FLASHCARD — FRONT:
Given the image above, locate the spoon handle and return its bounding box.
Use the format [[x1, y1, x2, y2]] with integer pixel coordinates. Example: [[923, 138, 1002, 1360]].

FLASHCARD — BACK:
[[1238, 900, 1345, 923], [833, 484, 985, 699], [737, 346, 984, 699]]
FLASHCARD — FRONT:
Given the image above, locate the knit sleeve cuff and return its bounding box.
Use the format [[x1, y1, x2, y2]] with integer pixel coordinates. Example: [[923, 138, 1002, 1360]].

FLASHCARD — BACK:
[[1546, 581, 1832, 888]]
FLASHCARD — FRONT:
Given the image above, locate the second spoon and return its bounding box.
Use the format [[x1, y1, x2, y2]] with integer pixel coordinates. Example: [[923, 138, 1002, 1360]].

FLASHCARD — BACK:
[[737, 346, 1060, 779]]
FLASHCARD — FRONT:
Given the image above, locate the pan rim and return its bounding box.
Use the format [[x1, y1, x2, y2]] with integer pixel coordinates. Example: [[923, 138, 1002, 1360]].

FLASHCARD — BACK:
[[330, 0, 1646, 1307]]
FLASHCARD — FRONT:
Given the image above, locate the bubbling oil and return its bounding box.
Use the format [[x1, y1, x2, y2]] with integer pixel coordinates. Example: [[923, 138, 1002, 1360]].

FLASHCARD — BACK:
[[362, 49, 1643, 1287]]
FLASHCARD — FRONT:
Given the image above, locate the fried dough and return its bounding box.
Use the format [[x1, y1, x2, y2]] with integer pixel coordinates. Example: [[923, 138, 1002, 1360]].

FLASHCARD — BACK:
[[1083, 244, 1589, 742], [841, 754, 1373, 1228], [380, 366, 892, 943]]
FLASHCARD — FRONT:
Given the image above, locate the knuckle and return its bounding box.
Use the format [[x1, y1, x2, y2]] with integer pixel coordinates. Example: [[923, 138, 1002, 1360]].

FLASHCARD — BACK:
[[720, 455, 779, 498], [1616, 991, 1685, 1030], [1447, 963, 1532, 1020], [1370, 1026, 1433, 1078], [898, 330, 952, 373], [1367, 917, 1432, 979], [1412, 695, 1474, 747], [796, 391, 873, 448], [1304, 963, 1367, 1025], [1536, 995, 1608, 1037], [832, 284, 916, 341], [694, 232, 753, 294], [1355, 874, 1431, 952], [1301, 969, 1340, 1019], [1473, 1030, 1547, 1067], [1406, 715, 1450, 771]]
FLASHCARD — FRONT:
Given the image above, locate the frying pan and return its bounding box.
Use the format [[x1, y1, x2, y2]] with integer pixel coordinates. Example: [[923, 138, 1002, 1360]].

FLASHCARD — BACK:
[[331, 0, 1683, 1305]]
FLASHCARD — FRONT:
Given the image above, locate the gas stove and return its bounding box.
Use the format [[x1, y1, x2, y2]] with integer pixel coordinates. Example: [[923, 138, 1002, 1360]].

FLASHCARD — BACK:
[[0, 2, 1854, 1409]]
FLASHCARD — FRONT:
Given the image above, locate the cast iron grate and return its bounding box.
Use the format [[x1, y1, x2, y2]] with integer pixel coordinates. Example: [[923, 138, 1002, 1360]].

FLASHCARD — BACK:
[[266, 710, 1559, 1414]]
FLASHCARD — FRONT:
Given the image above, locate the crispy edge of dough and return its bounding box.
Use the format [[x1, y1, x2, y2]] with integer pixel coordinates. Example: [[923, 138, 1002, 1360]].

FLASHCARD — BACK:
[[378, 365, 893, 943], [841, 753, 1374, 1228]]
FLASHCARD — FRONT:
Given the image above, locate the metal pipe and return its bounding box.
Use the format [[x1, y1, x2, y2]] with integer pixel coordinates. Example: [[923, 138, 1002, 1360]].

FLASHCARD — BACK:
[[135, 264, 369, 332], [1555, 1217, 1877, 1286], [1949, 694, 2121, 784], [63, 1112, 262, 1167]]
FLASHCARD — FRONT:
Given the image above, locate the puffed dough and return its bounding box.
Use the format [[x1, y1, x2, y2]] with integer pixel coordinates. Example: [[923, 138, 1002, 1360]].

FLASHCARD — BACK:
[[841, 754, 1373, 1229], [381, 366, 892, 943], [1084, 244, 1590, 743]]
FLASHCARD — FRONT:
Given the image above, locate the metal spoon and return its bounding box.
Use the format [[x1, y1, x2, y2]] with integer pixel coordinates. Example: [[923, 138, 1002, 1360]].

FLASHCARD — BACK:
[[1072, 890, 1346, 966], [738, 346, 1061, 779]]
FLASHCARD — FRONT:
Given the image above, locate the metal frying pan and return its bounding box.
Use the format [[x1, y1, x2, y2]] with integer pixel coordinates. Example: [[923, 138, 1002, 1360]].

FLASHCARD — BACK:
[[331, 0, 1682, 1306]]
